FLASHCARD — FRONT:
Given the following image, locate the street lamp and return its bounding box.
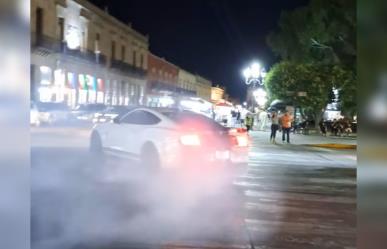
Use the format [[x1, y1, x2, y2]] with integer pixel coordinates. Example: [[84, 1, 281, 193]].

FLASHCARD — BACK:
[[242, 62, 266, 87], [253, 88, 267, 107]]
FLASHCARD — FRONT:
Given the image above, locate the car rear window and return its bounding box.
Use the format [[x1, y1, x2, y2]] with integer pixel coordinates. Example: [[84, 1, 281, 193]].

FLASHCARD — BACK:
[[162, 111, 227, 131], [109, 106, 130, 114]]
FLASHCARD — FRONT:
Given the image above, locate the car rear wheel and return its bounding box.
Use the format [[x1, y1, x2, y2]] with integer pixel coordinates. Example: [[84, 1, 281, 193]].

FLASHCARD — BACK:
[[140, 143, 160, 173]]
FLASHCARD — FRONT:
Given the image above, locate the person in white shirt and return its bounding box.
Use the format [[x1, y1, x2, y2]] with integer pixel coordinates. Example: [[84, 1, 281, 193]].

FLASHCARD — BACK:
[[270, 111, 280, 143]]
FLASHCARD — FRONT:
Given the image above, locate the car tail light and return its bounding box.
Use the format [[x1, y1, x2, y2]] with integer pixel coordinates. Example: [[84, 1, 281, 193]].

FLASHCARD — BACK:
[[229, 127, 247, 135], [235, 135, 249, 147], [180, 134, 201, 146], [229, 129, 249, 147]]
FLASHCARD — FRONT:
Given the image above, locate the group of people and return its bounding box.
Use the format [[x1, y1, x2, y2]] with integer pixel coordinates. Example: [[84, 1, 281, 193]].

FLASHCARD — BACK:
[[319, 118, 353, 136], [228, 108, 255, 131], [269, 111, 293, 144], [242, 109, 353, 144]]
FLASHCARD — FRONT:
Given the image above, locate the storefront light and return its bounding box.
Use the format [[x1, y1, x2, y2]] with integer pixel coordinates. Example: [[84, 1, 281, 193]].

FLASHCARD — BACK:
[[159, 96, 175, 107], [40, 79, 51, 85], [38, 87, 52, 102], [54, 69, 65, 86], [40, 66, 51, 74], [66, 29, 81, 50]]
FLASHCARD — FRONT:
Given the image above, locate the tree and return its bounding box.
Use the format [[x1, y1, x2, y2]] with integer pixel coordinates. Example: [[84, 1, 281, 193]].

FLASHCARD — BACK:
[[266, 0, 356, 119], [265, 61, 354, 128], [331, 65, 357, 117], [267, 0, 356, 68]]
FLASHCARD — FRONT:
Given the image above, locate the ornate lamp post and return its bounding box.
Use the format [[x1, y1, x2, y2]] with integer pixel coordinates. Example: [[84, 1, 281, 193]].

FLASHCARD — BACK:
[[242, 62, 267, 109], [243, 62, 267, 87]]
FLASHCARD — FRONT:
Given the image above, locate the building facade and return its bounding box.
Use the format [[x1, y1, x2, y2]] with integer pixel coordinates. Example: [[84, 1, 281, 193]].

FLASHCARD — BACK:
[[195, 75, 212, 101], [146, 52, 179, 106], [177, 69, 197, 96], [211, 86, 225, 103], [31, 0, 149, 108]]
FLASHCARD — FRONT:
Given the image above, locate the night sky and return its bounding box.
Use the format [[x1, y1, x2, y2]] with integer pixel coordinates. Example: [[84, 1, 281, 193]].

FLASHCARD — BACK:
[[88, 0, 309, 101]]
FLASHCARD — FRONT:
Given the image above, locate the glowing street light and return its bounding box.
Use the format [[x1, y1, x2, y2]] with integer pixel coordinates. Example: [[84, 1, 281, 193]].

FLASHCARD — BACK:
[[242, 62, 266, 86], [253, 88, 267, 107]]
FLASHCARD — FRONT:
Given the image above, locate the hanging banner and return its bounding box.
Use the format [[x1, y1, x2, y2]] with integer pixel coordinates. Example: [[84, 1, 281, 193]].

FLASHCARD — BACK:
[[97, 78, 104, 91], [67, 72, 77, 89], [78, 74, 87, 90]]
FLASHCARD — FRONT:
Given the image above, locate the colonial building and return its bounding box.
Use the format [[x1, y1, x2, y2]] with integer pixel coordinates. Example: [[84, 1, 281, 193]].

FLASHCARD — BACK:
[[31, 0, 149, 108], [211, 86, 225, 103], [146, 52, 177, 107], [177, 68, 197, 96], [195, 74, 212, 101]]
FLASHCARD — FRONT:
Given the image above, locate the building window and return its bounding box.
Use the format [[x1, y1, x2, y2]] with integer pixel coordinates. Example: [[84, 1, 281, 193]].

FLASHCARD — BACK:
[[36, 7, 43, 35], [140, 54, 144, 68], [81, 31, 86, 51], [57, 17, 64, 41], [121, 45, 125, 61], [111, 41, 116, 60], [95, 33, 100, 53], [133, 50, 137, 66]]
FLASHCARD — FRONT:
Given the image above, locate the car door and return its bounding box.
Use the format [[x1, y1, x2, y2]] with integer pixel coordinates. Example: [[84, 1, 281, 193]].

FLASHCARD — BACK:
[[105, 110, 140, 156], [129, 110, 162, 155], [108, 110, 162, 157]]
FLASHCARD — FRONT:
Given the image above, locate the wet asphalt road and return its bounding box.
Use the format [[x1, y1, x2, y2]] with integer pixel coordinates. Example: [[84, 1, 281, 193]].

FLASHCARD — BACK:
[[31, 126, 356, 249]]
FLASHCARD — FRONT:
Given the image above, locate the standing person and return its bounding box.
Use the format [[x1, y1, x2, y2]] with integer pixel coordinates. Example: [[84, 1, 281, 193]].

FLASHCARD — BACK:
[[270, 112, 279, 143], [230, 109, 237, 127], [245, 113, 253, 132], [280, 111, 293, 143], [236, 110, 241, 126], [240, 108, 247, 125], [332, 119, 339, 136], [319, 119, 327, 136]]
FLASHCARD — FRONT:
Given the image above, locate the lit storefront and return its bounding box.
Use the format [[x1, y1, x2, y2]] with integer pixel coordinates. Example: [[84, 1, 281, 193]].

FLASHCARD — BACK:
[[66, 72, 77, 107]]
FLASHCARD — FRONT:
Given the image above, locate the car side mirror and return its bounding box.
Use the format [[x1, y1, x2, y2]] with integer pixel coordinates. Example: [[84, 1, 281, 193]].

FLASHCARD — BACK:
[[113, 117, 120, 124]]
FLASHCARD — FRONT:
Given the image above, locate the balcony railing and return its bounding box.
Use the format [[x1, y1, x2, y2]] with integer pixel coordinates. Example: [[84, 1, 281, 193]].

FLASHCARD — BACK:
[[31, 33, 107, 66], [110, 59, 146, 77], [31, 32, 62, 52], [149, 81, 196, 96]]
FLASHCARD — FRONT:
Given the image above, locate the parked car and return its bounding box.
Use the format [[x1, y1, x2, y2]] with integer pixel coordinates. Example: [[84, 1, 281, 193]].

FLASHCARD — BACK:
[[90, 107, 249, 175], [36, 102, 71, 125], [72, 103, 107, 121], [30, 101, 40, 126], [92, 105, 134, 123]]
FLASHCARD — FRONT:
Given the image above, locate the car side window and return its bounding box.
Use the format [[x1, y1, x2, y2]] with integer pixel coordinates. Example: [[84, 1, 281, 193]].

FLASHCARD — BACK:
[[120, 110, 161, 125]]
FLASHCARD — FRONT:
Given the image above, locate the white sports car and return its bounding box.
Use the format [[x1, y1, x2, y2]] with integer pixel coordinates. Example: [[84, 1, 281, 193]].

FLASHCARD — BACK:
[[90, 107, 249, 173]]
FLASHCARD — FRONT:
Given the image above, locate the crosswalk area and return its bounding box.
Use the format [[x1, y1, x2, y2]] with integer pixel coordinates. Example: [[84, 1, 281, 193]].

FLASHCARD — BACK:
[[235, 132, 356, 249]]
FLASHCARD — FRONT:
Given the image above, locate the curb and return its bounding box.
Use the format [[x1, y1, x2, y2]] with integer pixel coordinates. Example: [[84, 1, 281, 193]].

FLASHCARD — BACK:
[[306, 143, 357, 150]]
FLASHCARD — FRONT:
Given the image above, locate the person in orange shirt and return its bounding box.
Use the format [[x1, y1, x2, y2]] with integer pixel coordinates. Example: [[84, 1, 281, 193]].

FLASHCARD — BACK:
[[280, 111, 293, 143]]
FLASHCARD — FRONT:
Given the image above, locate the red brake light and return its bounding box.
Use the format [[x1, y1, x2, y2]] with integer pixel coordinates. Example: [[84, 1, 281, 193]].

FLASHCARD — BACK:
[[235, 135, 249, 147], [180, 134, 201, 146], [229, 128, 250, 147]]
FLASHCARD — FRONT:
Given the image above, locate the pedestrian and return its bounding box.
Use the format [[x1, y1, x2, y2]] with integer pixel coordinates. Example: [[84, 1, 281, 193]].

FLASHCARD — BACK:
[[240, 108, 247, 125], [332, 119, 339, 136], [280, 111, 293, 143], [319, 119, 327, 136], [270, 112, 279, 143], [343, 119, 352, 136], [236, 110, 241, 125], [245, 113, 254, 132]]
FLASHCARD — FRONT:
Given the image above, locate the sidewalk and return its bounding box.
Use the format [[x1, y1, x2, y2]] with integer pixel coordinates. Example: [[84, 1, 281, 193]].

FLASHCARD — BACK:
[[250, 130, 357, 149]]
